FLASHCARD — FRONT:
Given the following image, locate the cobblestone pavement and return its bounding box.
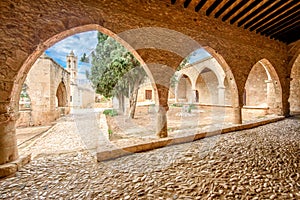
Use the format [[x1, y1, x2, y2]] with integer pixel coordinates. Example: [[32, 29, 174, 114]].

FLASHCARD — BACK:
[[18, 110, 107, 158], [1, 115, 300, 199]]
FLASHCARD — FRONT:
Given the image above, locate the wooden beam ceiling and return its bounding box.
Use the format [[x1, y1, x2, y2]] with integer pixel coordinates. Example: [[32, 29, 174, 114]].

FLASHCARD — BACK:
[[171, 0, 300, 44]]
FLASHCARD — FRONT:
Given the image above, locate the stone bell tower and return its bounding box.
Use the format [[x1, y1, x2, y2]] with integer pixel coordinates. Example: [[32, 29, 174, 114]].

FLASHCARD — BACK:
[[66, 50, 80, 110], [66, 50, 78, 84]]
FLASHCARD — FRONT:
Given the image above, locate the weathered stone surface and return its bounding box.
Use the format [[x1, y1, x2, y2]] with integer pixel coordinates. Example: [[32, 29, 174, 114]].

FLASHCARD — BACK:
[[1, 116, 300, 198], [0, 0, 293, 116], [0, 163, 17, 178], [0, 0, 299, 181]]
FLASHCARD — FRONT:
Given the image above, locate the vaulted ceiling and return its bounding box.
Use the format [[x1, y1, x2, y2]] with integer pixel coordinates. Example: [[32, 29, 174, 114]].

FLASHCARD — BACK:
[[171, 0, 300, 44]]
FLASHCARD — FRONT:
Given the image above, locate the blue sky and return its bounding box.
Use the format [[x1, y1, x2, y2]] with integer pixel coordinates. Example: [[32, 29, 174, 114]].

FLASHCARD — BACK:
[[46, 31, 98, 79], [45, 31, 211, 78], [188, 48, 211, 64]]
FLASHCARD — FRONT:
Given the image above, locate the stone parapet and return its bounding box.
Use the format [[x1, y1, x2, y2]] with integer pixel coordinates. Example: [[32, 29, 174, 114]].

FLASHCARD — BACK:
[[97, 116, 284, 162]]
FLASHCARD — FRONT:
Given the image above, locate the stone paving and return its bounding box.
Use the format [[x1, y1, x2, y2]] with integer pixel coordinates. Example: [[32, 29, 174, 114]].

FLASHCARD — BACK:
[[1, 113, 300, 199]]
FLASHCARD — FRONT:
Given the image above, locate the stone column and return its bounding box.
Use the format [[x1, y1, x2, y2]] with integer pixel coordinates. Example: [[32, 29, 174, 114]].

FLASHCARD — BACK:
[[190, 89, 196, 103], [0, 106, 31, 177], [265, 79, 276, 112], [0, 78, 19, 166], [174, 84, 179, 103], [156, 84, 169, 138], [233, 106, 242, 124], [218, 85, 225, 105], [0, 117, 19, 164], [232, 93, 243, 124], [156, 105, 168, 138]]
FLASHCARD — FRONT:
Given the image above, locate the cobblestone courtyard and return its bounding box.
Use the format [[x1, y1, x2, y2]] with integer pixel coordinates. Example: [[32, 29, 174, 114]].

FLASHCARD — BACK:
[[1, 112, 300, 199]]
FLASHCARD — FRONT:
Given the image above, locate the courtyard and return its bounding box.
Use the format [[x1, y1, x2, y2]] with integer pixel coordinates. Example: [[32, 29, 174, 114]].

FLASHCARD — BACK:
[[0, 0, 300, 199], [2, 111, 299, 199]]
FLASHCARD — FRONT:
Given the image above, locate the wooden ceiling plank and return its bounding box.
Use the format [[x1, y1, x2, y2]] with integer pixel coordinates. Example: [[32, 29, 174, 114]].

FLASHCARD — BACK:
[[184, 0, 193, 8], [222, 0, 249, 22], [270, 20, 300, 38], [214, 0, 236, 18], [201, 0, 218, 11], [263, 11, 300, 36], [195, 0, 208, 12], [208, 0, 228, 16], [238, 0, 274, 27], [244, 1, 286, 29], [206, 0, 222, 16], [259, 5, 300, 34], [230, 0, 262, 25], [249, 1, 299, 32]]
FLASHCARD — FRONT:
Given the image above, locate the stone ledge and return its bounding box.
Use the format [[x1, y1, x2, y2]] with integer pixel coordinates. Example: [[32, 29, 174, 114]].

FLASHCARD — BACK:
[[97, 116, 285, 162], [0, 154, 31, 178]]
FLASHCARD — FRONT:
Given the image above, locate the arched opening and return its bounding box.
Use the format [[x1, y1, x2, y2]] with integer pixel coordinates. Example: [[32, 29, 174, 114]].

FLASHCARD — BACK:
[[289, 54, 300, 114], [176, 74, 193, 103], [173, 49, 235, 107], [56, 82, 68, 107], [12, 24, 155, 107], [195, 68, 219, 105], [11, 25, 157, 160], [16, 84, 32, 127], [202, 46, 239, 108], [243, 59, 282, 120], [167, 47, 238, 136]]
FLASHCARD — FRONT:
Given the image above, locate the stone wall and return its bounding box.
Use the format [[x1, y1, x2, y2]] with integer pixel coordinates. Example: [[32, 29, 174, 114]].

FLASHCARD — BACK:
[[137, 81, 155, 103], [196, 71, 218, 105], [0, 0, 297, 166], [16, 55, 70, 127], [245, 62, 268, 107], [289, 55, 300, 112], [224, 77, 232, 106], [79, 87, 95, 108], [177, 77, 192, 102], [0, 0, 291, 114]]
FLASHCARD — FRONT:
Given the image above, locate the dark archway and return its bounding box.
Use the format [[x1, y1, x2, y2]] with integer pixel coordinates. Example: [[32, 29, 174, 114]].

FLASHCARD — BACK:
[[56, 82, 68, 107]]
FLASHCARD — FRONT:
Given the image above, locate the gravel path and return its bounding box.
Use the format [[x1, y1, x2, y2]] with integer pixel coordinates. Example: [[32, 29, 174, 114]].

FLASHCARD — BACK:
[[1, 116, 299, 199]]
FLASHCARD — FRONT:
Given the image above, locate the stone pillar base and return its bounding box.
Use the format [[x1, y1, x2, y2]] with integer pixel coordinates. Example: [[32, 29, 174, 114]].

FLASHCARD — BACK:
[[0, 154, 31, 178], [156, 106, 168, 138], [233, 107, 242, 124]]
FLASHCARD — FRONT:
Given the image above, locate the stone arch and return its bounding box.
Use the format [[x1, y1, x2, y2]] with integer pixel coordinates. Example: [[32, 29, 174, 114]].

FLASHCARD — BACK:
[[202, 46, 239, 108], [56, 82, 68, 107], [289, 54, 300, 113], [175, 74, 193, 103], [12, 24, 155, 109], [195, 67, 222, 105], [196, 65, 225, 88], [244, 58, 282, 115], [174, 46, 239, 121]]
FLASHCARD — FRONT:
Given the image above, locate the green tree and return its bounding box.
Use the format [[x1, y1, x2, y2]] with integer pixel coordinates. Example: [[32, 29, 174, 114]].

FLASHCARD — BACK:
[[87, 32, 146, 118], [80, 53, 89, 63]]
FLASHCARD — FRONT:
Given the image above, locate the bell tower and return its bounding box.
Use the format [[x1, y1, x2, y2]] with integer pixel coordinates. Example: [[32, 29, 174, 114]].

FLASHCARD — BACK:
[[66, 50, 78, 84]]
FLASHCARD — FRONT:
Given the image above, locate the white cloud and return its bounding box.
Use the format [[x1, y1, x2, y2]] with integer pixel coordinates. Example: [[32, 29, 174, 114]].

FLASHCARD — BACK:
[[45, 31, 98, 68], [189, 48, 211, 63]]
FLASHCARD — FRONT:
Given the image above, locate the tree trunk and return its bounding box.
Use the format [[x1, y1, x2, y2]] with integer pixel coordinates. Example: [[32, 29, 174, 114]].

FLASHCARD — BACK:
[[118, 94, 125, 115], [129, 82, 139, 119]]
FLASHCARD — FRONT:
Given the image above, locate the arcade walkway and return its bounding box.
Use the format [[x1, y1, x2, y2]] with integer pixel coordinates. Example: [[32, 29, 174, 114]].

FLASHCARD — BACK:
[[1, 115, 299, 199]]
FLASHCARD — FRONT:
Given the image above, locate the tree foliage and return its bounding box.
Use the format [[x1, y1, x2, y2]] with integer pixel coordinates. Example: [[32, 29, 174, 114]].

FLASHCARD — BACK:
[[80, 53, 89, 63], [87, 32, 146, 117]]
